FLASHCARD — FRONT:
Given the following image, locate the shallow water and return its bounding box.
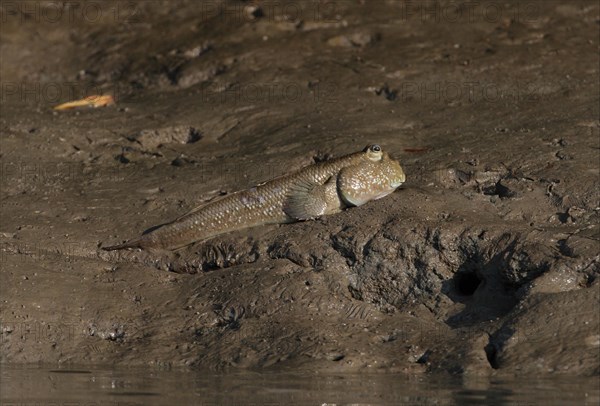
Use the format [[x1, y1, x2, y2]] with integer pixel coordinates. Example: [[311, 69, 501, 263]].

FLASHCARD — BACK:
[[1, 366, 598, 405]]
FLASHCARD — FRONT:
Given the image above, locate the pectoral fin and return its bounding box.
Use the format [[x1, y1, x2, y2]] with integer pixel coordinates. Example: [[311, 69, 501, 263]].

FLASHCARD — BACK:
[[284, 176, 341, 220]]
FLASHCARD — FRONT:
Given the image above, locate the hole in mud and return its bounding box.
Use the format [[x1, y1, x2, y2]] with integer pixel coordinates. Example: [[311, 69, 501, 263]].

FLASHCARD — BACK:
[[585, 274, 596, 287], [454, 271, 482, 296], [484, 342, 499, 369]]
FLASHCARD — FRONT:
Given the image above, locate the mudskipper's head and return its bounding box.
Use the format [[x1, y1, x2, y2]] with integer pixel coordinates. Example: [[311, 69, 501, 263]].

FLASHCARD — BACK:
[[338, 144, 406, 207], [362, 144, 406, 188]]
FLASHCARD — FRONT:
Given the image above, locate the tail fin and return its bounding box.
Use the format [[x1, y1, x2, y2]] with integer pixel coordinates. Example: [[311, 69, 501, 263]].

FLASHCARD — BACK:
[[102, 237, 142, 251]]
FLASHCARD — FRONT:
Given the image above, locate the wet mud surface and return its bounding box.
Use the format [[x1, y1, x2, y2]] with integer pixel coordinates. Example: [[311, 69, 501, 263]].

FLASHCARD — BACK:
[[1, 1, 599, 377]]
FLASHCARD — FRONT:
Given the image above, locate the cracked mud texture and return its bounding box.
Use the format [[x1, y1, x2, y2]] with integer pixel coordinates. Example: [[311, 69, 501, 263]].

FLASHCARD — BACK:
[[1, 0, 599, 377]]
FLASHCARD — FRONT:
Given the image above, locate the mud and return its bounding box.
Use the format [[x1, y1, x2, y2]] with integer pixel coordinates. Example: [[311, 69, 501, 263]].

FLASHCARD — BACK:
[[0, 0, 598, 378]]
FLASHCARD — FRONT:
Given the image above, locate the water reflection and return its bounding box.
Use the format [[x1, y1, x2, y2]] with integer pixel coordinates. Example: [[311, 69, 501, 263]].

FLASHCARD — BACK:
[[1, 366, 598, 405]]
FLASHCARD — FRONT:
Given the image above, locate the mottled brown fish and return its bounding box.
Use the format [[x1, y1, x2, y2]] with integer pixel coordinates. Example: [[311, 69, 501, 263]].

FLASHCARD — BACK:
[[103, 144, 405, 251]]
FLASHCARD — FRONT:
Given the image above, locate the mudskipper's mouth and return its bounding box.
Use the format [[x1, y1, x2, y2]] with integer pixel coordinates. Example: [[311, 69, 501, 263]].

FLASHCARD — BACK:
[[391, 173, 406, 188]]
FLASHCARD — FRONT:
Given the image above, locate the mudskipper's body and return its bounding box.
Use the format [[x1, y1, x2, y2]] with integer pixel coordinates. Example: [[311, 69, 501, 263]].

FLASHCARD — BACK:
[[103, 144, 405, 251]]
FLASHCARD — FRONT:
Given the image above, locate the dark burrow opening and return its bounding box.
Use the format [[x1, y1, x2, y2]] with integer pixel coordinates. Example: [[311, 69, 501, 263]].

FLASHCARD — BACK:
[[484, 341, 499, 369], [454, 271, 482, 296]]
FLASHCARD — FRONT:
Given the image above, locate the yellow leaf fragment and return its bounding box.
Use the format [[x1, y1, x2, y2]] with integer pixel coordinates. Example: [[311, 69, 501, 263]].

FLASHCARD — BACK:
[[53, 95, 115, 111]]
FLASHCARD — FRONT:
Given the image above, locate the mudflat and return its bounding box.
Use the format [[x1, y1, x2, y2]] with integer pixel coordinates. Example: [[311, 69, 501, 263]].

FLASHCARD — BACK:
[[1, 0, 598, 377]]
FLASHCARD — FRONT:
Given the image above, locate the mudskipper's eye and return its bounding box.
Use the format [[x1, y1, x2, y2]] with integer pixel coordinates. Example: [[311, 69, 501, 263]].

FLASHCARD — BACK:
[[371, 144, 381, 152]]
